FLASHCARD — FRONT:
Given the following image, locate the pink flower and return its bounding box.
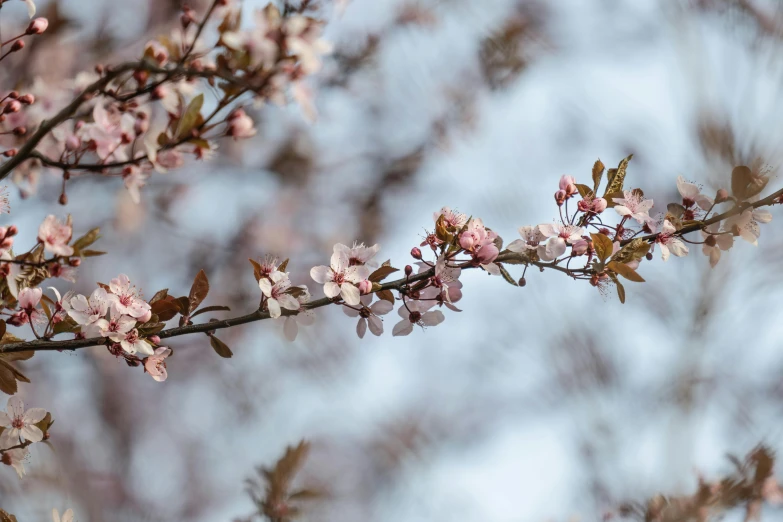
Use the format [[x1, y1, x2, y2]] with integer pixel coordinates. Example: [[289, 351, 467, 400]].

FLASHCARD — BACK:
[[227, 108, 256, 139], [507, 225, 545, 253], [259, 272, 300, 319], [310, 250, 370, 306], [123, 166, 149, 204], [0, 396, 46, 449], [577, 195, 607, 214], [430, 255, 461, 304], [283, 287, 315, 342], [613, 190, 653, 224], [676, 176, 713, 210], [655, 220, 688, 261], [459, 218, 499, 265], [48, 287, 75, 324], [86, 103, 133, 161], [284, 15, 332, 75], [94, 309, 135, 341], [700, 222, 733, 267], [106, 274, 151, 319], [221, 6, 281, 70], [1, 446, 29, 478], [67, 287, 109, 326], [38, 215, 73, 256], [537, 223, 585, 261], [342, 295, 394, 338], [391, 300, 444, 336], [143, 347, 172, 382], [434, 207, 468, 229], [723, 205, 772, 245], [333, 242, 380, 267], [17, 287, 44, 325], [114, 327, 153, 356]]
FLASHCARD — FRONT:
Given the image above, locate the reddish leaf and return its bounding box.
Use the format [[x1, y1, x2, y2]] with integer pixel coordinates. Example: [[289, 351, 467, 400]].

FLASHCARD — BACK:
[[188, 270, 210, 313], [368, 265, 399, 283]]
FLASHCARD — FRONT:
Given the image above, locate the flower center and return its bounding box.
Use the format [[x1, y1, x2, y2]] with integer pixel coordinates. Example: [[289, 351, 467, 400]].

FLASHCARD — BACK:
[[408, 311, 422, 323], [119, 294, 133, 307], [11, 417, 24, 430], [333, 272, 345, 285]]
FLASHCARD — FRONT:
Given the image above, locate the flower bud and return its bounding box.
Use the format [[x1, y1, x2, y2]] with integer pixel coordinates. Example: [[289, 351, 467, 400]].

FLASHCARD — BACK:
[[58, 193, 68, 205], [151, 85, 167, 100], [133, 69, 149, 87], [592, 197, 608, 213], [65, 135, 81, 151], [3, 100, 21, 114], [554, 189, 567, 206], [358, 280, 372, 295], [18, 94, 34, 105], [2, 149, 17, 157], [715, 188, 729, 203], [69, 258, 81, 267], [7, 92, 18, 100], [10, 40, 25, 52], [645, 252, 653, 261], [518, 276, 526, 287], [149, 335, 161, 344], [134, 117, 149, 136], [599, 227, 612, 236], [0, 238, 13, 250], [26, 18, 49, 35], [405, 265, 413, 277], [410, 247, 422, 260], [12, 126, 26, 136], [571, 239, 589, 256], [7, 312, 26, 327], [7, 225, 18, 237]]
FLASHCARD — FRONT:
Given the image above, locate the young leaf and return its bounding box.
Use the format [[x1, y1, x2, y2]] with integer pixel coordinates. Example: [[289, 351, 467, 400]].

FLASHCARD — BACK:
[[603, 154, 633, 197], [731, 165, 769, 201], [210, 336, 233, 358], [80, 250, 107, 257], [592, 159, 605, 192], [498, 264, 518, 286], [590, 232, 613, 262], [175, 296, 191, 316], [188, 270, 210, 313], [368, 265, 399, 283], [149, 288, 169, 305], [190, 305, 231, 318], [72, 227, 101, 252], [249, 258, 263, 282], [176, 93, 204, 139], [576, 184, 594, 199], [615, 279, 626, 304], [606, 260, 645, 282], [278, 258, 289, 273], [376, 289, 395, 304], [151, 296, 181, 321]]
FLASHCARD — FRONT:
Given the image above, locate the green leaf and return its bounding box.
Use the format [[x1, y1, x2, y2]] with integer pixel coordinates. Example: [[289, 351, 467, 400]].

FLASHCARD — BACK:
[[72, 227, 101, 252], [209, 336, 233, 358], [592, 159, 605, 192], [190, 305, 231, 318], [590, 232, 613, 262], [176, 93, 204, 140], [607, 260, 645, 282], [498, 264, 518, 286], [368, 265, 399, 283], [188, 270, 210, 313]]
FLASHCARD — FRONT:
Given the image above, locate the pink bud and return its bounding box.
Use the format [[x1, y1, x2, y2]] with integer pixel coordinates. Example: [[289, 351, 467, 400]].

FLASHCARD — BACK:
[[10, 40, 24, 52], [18, 94, 34, 105], [26, 18, 49, 35], [458, 231, 475, 251], [2, 149, 17, 157], [3, 100, 21, 114], [592, 197, 608, 213], [149, 335, 161, 344], [410, 247, 422, 260], [134, 117, 149, 135], [716, 188, 729, 203], [138, 309, 152, 323], [358, 280, 372, 295], [65, 135, 81, 152], [554, 189, 567, 206], [558, 175, 578, 197], [571, 239, 589, 256], [404, 265, 413, 277], [6, 226, 18, 237]]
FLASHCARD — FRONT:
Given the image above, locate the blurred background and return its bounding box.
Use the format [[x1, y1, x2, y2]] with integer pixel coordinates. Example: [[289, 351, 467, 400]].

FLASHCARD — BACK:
[[3, 0, 783, 520]]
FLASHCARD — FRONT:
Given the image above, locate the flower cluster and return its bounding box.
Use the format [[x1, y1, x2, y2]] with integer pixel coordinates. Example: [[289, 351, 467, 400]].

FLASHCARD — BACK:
[[0, 396, 51, 478]]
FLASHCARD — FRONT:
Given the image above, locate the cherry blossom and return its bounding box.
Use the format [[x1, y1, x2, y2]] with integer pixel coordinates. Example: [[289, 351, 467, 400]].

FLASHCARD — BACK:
[[143, 347, 172, 382], [391, 300, 445, 337], [113, 327, 154, 356], [723, 205, 773, 246], [459, 218, 500, 272], [1, 446, 29, 478], [430, 255, 461, 304], [221, 6, 281, 70], [613, 190, 654, 225], [537, 223, 585, 261], [283, 15, 333, 75], [85, 103, 133, 161], [577, 194, 608, 214], [107, 274, 152, 319], [67, 287, 110, 326], [310, 250, 370, 306], [259, 272, 300, 319], [434, 206, 468, 229], [94, 309, 135, 341], [123, 166, 150, 204], [227, 108, 256, 139], [655, 220, 689, 261], [676, 176, 713, 211], [559, 175, 578, 198], [283, 287, 315, 342], [38, 215, 73, 256], [0, 396, 46, 449], [17, 287, 44, 325], [507, 225, 545, 253], [343, 295, 394, 338], [701, 222, 733, 267], [334, 242, 381, 267], [48, 287, 75, 324]]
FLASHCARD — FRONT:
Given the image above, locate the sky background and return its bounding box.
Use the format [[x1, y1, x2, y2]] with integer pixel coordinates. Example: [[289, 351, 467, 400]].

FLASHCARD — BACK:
[[4, 0, 783, 520]]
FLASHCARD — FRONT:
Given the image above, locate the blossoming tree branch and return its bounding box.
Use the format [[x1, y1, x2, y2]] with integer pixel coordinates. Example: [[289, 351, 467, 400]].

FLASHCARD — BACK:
[[0, 0, 782, 516]]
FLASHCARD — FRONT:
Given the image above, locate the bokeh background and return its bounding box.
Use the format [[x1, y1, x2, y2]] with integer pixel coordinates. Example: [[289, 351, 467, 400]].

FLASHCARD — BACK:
[[3, 0, 783, 520]]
